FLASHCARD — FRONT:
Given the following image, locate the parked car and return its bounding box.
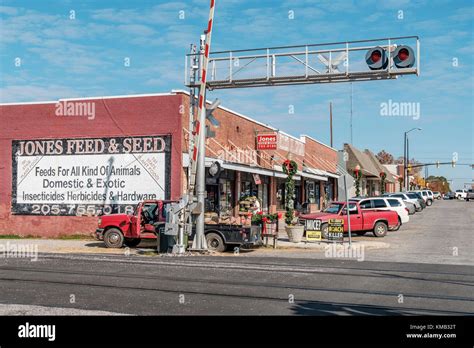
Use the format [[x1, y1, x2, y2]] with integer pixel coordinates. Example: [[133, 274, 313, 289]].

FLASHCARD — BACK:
[[455, 189, 468, 200], [411, 190, 433, 206], [300, 201, 399, 238], [465, 189, 474, 201], [351, 197, 409, 227], [427, 190, 435, 202], [443, 192, 456, 200], [407, 192, 426, 209], [432, 191, 441, 200], [387, 192, 422, 212]]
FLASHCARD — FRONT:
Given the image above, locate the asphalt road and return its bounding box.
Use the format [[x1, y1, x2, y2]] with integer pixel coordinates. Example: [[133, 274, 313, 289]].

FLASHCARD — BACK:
[[0, 199, 472, 315], [250, 199, 474, 265]]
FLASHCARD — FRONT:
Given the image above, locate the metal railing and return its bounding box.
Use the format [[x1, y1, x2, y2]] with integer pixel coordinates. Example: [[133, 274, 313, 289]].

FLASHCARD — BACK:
[[185, 36, 420, 90]]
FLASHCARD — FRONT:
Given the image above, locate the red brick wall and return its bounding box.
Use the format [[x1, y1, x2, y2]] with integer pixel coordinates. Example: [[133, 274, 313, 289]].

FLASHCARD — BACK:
[[0, 94, 183, 237], [302, 136, 338, 173]]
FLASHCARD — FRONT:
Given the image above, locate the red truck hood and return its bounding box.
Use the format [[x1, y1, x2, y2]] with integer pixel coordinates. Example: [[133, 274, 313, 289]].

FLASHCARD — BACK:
[[99, 213, 131, 227]]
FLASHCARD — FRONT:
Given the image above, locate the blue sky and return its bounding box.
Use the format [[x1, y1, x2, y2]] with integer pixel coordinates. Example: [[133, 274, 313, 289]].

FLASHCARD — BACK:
[[1, 0, 472, 189]]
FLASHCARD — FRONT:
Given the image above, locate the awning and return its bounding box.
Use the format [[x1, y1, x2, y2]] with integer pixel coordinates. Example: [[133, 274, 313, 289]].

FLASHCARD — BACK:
[[219, 161, 290, 179], [187, 155, 297, 179], [299, 169, 328, 182]]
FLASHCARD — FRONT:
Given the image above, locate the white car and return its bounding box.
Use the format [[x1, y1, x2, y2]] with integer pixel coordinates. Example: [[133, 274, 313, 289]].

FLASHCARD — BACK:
[[412, 190, 433, 206], [427, 190, 434, 202], [352, 197, 410, 225], [388, 193, 422, 212], [455, 189, 467, 200]]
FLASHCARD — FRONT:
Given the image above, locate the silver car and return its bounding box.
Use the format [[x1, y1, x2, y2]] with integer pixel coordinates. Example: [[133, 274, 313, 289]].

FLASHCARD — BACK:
[[389, 193, 422, 212]]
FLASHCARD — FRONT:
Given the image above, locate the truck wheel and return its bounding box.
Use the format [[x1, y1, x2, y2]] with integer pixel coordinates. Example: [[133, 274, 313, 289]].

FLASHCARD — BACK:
[[206, 233, 226, 252], [426, 199, 432, 206], [125, 238, 141, 247], [321, 223, 329, 239], [373, 222, 388, 237], [104, 228, 124, 248], [355, 231, 366, 236]]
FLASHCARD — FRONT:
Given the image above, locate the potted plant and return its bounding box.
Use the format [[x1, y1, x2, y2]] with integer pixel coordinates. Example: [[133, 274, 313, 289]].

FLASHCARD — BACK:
[[282, 159, 304, 242]]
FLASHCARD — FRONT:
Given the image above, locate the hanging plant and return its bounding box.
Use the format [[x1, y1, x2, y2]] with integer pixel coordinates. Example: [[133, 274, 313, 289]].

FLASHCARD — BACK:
[[353, 168, 362, 197], [380, 171, 387, 194], [282, 160, 298, 226]]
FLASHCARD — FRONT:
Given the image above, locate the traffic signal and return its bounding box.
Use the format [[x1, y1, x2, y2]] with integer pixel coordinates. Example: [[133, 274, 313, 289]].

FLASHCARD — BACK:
[[365, 47, 388, 70], [452, 160, 456, 168], [392, 45, 415, 68]]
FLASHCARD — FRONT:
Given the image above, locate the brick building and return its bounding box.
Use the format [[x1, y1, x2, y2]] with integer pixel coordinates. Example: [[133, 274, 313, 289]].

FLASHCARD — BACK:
[[0, 90, 339, 237]]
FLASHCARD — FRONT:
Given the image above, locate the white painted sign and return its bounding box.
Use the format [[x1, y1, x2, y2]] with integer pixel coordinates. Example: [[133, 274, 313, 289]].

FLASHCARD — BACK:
[[12, 136, 171, 216]]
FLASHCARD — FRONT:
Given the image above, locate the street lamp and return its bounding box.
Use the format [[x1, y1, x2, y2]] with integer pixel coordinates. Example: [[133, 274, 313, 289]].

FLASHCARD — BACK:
[[404, 127, 422, 191]]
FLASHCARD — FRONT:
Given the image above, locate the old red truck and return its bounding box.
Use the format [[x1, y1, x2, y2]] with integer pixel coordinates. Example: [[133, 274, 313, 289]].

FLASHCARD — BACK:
[[299, 201, 399, 238], [95, 200, 260, 252]]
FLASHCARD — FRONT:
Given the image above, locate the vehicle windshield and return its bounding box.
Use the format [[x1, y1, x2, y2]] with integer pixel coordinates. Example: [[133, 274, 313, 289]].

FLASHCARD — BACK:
[[324, 203, 344, 214]]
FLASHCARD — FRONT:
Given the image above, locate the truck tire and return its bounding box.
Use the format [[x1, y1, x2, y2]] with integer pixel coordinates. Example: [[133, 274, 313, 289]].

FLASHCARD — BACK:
[[104, 228, 124, 248], [125, 238, 141, 247], [321, 223, 329, 239], [355, 231, 367, 236], [206, 232, 226, 252], [426, 199, 432, 206], [373, 222, 388, 237]]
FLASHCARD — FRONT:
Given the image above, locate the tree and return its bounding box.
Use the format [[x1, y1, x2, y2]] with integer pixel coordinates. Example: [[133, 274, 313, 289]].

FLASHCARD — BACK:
[[376, 150, 394, 164]]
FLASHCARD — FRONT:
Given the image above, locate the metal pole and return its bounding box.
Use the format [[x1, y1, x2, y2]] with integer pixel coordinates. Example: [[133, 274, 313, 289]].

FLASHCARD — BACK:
[[191, 0, 216, 250], [344, 175, 352, 247], [330, 102, 333, 148], [403, 132, 407, 192], [350, 83, 353, 144], [406, 137, 410, 191]]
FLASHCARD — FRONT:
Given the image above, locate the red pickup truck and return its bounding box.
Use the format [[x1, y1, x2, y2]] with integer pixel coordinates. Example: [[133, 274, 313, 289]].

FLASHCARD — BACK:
[[95, 200, 260, 251], [299, 201, 399, 238]]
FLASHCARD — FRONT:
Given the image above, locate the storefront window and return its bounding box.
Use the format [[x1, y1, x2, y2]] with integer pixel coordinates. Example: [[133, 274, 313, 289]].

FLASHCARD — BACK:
[[219, 179, 233, 217], [306, 181, 316, 204], [205, 184, 219, 213], [277, 179, 285, 210]]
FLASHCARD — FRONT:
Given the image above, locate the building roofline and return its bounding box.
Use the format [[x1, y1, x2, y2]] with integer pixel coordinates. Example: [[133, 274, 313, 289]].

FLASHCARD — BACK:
[[171, 89, 278, 131], [300, 134, 337, 152], [0, 92, 179, 106]]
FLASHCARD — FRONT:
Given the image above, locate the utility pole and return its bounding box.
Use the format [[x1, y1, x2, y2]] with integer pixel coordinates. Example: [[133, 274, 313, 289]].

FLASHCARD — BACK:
[[406, 137, 409, 190], [350, 83, 353, 144], [329, 102, 333, 148]]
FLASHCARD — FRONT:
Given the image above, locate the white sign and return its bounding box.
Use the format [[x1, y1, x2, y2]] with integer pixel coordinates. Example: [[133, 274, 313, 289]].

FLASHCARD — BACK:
[[12, 136, 170, 216]]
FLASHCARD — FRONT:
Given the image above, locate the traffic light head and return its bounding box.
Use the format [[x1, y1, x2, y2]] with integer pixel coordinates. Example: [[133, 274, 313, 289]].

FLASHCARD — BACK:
[[392, 45, 415, 68], [365, 47, 388, 70]]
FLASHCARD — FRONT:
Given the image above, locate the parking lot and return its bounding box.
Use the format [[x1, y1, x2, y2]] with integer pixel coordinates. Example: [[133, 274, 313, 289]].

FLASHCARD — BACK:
[[248, 199, 474, 265]]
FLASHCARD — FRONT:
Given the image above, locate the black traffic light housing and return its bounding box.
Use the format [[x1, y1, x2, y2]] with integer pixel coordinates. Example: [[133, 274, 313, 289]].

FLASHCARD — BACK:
[[392, 45, 415, 68], [365, 46, 388, 70]]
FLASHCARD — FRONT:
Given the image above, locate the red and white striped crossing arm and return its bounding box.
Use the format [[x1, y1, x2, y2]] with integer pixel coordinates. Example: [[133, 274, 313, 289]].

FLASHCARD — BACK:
[[189, 0, 216, 193]]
